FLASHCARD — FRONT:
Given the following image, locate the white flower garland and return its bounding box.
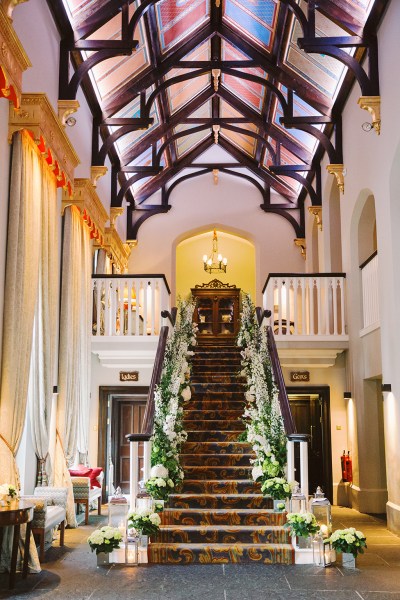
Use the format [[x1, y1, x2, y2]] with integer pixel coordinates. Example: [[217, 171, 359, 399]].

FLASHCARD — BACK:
[[150, 299, 196, 492], [238, 294, 287, 484]]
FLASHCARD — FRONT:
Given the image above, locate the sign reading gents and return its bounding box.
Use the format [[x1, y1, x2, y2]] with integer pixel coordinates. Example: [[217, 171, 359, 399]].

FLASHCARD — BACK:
[[120, 371, 139, 382], [290, 371, 310, 382]]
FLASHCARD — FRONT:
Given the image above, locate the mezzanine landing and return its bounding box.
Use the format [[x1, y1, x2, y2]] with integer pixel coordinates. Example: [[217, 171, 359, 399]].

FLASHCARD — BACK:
[[1, 507, 400, 600]]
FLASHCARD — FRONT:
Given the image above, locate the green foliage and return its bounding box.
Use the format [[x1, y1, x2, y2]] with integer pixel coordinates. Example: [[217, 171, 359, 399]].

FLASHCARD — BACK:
[[284, 513, 320, 538], [328, 528, 367, 557]]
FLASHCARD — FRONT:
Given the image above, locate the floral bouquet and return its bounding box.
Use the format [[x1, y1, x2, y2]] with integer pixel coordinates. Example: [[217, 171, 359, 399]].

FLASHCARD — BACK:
[[328, 528, 367, 557], [87, 526, 123, 555], [0, 483, 18, 506], [261, 477, 292, 500], [284, 512, 320, 538], [128, 507, 161, 536], [145, 464, 175, 500]]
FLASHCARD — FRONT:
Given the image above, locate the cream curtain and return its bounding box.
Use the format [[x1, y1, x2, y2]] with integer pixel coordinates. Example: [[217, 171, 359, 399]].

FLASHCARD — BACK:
[[0, 131, 42, 572], [28, 156, 58, 486], [55, 206, 92, 525]]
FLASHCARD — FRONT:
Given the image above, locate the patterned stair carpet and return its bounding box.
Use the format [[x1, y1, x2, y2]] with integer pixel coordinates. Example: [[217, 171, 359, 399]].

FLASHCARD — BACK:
[[150, 342, 294, 565]]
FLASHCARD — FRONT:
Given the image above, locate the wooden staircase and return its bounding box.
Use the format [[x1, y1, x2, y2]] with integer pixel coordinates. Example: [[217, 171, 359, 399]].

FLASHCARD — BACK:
[[149, 342, 294, 564]]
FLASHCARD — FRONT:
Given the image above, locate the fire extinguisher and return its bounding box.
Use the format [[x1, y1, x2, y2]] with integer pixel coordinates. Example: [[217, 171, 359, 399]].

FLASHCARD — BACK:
[[346, 451, 353, 483], [341, 450, 347, 482]]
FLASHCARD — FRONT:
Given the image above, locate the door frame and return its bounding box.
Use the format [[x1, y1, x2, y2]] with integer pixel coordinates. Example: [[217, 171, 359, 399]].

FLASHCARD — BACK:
[[98, 386, 148, 502], [286, 385, 333, 503]]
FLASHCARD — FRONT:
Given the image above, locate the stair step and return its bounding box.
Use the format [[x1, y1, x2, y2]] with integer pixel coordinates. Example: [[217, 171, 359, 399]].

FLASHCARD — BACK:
[[181, 479, 262, 494], [183, 409, 244, 421], [154, 525, 289, 544], [190, 391, 245, 402], [191, 375, 246, 384], [180, 454, 254, 467], [192, 364, 241, 374], [183, 420, 245, 431], [186, 431, 244, 442], [161, 508, 285, 526], [184, 400, 245, 411], [191, 382, 246, 393], [149, 542, 294, 564], [168, 494, 271, 510], [193, 358, 242, 366], [183, 466, 252, 480], [182, 442, 252, 454]]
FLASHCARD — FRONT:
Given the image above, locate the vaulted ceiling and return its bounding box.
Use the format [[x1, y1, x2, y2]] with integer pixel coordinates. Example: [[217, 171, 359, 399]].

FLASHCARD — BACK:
[[50, 0, 385, 240]]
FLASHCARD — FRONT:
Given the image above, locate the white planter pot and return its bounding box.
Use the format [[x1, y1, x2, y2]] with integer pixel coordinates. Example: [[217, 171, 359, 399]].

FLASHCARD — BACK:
[[342, 552, 356, 568]]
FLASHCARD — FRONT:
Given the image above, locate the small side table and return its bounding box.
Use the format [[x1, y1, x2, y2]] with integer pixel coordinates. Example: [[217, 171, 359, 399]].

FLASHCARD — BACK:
[[0, 500, 34, 589]]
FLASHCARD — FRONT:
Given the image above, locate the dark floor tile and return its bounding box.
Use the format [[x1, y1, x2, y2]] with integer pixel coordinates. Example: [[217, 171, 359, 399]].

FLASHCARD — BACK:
[[225, 590, 363, 600]]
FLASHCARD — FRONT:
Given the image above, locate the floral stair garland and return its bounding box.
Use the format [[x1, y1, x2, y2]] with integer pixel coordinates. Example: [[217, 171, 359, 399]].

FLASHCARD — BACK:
[[149, 299, 197, 496], [237, 294, 288, 492]]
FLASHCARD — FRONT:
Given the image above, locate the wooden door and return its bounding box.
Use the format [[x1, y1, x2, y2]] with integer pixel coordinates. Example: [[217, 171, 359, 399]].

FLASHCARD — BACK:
[[287, 387, 332, 501], [112, 397, 146, 493]]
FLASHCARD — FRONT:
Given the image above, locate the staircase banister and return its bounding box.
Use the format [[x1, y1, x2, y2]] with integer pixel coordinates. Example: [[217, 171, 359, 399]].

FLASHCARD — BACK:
[[161, 306, 177, 326], [126, 323, 170, 443], [265, 325, 297, 435], [255, 307, 271, 326]]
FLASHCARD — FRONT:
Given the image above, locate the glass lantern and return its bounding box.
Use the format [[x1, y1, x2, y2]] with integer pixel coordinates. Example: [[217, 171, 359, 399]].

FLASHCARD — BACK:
[[108, 486, 129, 540], [312, 533, 334, 567], [310, 486, 332, 537], [136, 479, 154, 512], [289, 485, 307, 514], [125, 536, 139, 566]]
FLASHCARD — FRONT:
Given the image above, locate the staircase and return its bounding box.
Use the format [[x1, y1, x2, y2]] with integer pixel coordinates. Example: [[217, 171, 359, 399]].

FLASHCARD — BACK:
[[149, 341, 294, 564]]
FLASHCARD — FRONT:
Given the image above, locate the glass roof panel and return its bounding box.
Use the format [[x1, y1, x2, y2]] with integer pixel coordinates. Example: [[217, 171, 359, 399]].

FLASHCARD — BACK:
[[284, 2, 350, 99], [174, 101, 212, 158], [223, 0, 278, 52], [273, 88, 322, 153], [111, 93, 160, 156], [156, 0, 210, 54], [167, 72, 210, 114], [222, 129, 256, 157], [83, 4, 149, 102]]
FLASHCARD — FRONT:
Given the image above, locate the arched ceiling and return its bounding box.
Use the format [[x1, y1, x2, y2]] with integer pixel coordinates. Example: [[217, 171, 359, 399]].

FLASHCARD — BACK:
[[50, 0, 385, 240]]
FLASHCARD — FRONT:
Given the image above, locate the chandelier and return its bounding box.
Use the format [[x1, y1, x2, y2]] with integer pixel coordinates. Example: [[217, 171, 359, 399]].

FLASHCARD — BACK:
[[202, 229, 228, 273]]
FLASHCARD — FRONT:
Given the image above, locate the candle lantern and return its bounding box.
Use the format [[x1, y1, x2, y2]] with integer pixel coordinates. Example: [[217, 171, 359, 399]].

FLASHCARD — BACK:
[[310, 487, 332, 537], [312, 533, 334, 567], [125, 535, 139, 566], [136, 480, 154, 512], [289, 485, 307, 514], [108, 486, 129, 540]]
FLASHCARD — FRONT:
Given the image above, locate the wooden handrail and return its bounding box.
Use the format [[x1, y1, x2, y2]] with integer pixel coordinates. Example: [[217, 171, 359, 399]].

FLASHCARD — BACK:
[[126, 324, 169, 443], [255, 307, 271, 326], [265, 325, 297, 435], [91, 273, 171, 294], [161, 307, 177, 326], [262, 272, 346, 294]]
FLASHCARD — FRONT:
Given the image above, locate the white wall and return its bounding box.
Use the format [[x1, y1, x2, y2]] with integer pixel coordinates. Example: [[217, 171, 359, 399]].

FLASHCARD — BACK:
[[129, 168, 305, 305]]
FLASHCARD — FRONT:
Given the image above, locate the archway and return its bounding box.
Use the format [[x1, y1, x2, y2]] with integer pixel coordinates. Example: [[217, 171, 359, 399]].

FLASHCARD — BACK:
[[176, 229, 256, 300]]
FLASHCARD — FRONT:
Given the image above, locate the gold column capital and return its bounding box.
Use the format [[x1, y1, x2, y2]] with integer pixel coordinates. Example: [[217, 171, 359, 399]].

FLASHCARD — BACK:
[[294, 238, 306, 260], [110, 206, 124, 228], [58, 99, 80, 127], [358, 95, 381, 135], [308, 205, 323, 231], [91, 165, 108, 187], [326, 163, 345, 194]]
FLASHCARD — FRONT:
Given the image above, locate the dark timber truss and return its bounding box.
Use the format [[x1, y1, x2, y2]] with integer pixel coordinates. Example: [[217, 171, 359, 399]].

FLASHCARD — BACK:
[[50, 0, 387, 240]]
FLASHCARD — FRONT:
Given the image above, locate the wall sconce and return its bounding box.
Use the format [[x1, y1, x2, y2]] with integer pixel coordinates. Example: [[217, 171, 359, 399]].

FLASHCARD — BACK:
[[344, 392, 352, 399], [381, 384, 392, 392]]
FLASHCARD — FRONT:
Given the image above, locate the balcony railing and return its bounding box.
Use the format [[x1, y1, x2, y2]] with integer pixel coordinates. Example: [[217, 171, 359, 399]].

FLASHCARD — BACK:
[[92, 275, 170, 337], [360, 251, 379, 331], [263, 273, 347, 340]]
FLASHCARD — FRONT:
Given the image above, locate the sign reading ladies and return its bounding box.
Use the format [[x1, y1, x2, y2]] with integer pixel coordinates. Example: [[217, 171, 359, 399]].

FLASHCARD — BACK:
[[120, 371, 139, 382]]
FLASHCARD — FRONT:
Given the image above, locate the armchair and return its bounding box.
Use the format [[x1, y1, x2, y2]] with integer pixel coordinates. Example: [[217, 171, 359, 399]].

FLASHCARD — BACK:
[[70, 471, 103, 525], [22, 487, 67, 561]]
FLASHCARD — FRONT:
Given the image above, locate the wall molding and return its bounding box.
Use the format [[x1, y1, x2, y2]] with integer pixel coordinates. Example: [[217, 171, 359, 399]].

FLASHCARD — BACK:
[[0, 3, 30, 107]]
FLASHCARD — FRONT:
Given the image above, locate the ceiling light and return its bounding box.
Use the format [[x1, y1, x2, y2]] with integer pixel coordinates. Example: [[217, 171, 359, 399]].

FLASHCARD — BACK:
[[203, 229, 227, 274]]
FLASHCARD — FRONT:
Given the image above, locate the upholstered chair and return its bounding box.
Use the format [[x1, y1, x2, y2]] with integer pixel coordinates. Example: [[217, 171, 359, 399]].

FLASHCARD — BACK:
[[23, 487, 67, 561]]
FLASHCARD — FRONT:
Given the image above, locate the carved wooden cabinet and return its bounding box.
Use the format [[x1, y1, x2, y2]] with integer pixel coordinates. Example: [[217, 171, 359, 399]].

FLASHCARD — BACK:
[[191, 280, 241, 343]]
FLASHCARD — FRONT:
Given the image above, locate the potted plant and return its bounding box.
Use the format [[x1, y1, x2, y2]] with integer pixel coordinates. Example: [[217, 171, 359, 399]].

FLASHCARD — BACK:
[[327, 528, 367, 568], [261, 477, 292, 511], [128, 507, 161, 546], [87, 526, 123, 565], [284, 512, 320, 548]]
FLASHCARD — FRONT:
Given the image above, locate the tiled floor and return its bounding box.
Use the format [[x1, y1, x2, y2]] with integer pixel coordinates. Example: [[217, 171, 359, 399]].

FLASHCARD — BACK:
[[1, 507, 400, 600]]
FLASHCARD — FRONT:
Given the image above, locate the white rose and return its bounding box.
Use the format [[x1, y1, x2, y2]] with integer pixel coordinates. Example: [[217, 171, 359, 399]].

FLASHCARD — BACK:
[[149, 513, 161, 526], [252, 466, 263, 481], [150, 464, 168, 479], [181, 386, 191, 401]]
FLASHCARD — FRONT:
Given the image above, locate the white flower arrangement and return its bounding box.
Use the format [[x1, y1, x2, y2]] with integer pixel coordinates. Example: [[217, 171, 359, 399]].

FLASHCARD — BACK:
[[284, 512, 320, 538], [238, 294, 287, 486], [150, 299, 195, 497], [88, 526, 123, 555], [150, 464, 168, 479], [328, 528, 367, 557], [0, 483, 18, 506], [128, 507, 161, 536]]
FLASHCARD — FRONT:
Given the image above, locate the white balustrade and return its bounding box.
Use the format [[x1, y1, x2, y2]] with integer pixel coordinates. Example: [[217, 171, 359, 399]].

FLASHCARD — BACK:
[[360, 253, 379, 330], [263, 274, 347, 339], [286, 435, 309, 499], [91, 276, 170, 337]]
